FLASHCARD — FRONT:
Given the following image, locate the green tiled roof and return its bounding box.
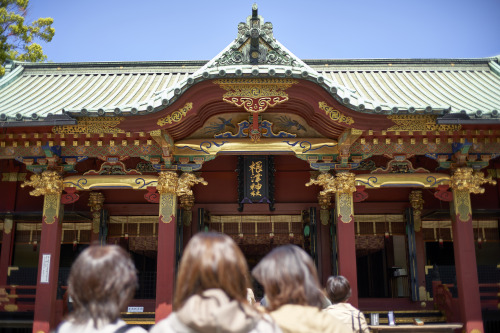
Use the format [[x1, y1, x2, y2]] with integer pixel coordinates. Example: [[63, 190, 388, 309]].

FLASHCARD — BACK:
[[0, 6, 499, 126]]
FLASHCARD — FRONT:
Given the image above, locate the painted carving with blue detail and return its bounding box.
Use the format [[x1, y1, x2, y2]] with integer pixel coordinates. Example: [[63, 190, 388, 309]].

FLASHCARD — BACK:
[[135, 178, 158, 189], [63, 178, 88, 189], [204, 117, 236, 135], [178, 141, 229, 154], [214, 119, 297, 138], [274, 115, 306, 132], [283, 140, 336, 153]]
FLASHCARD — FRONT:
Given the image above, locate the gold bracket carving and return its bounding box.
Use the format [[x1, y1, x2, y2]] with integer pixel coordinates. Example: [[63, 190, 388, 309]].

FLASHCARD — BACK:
[[157, 171, 179, 195], [52, 117, 125, 134], [214, 79, 297, 113], [157, 102, 193, 127], [450, 167, 496, 194], [318, 101, 354, 125], [387, 115, 461, 132], [21, 170, 63, 196], [176, 172, 208, 197]]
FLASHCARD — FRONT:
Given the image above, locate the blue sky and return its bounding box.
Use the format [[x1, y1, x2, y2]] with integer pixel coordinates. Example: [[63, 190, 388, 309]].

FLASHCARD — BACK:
[[28, 0, 500, 63]]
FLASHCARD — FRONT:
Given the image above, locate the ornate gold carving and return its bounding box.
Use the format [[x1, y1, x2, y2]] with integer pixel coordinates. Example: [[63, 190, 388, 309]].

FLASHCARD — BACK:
[[318, 193, 332, 210], [21, 170, 63, 196], [306, 172, 336, 196], [214, 79, 297, 113], [387, 115, 461, 132], [179, 194, 195, 211], [176, 172, 208, 197], [52, 117, 125, 134], [410, 190, 424, 231], [88, 192, 105, 211], [335, 172, 357, 194], [410, 190, 424, 211], [157, 171, 179, 195], [307, 172, 356, 224], [88, 192, 105, 234], [157, 102, 193, 126], [318, 101, 354, 125], [450, 167, 496, 194]]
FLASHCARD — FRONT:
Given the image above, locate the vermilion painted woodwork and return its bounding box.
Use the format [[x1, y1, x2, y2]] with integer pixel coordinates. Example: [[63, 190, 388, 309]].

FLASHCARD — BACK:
[[32, 217, 63, 333], [414, 231, 426, 290], [319, 221, 332, 285], [451, 191, 484, 333], [0, 163, 18, 286], [155, 216, 177, 322], [337, 218, 358, 308], [118, 79, 394, 138], [0, 220, 15, 286]]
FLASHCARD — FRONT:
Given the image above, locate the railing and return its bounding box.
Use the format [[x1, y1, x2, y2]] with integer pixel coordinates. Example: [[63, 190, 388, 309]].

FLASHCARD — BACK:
[[0, 285, 36, 311]]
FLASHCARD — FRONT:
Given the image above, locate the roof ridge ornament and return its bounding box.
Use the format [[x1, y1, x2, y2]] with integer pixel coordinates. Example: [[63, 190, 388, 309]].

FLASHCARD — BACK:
[[209, 4, 301, 68]]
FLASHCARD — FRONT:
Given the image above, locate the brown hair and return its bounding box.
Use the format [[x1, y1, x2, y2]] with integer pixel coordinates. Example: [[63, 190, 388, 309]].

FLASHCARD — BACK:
[[67, 245, 138, 328], [252, 244, 324, 311], [326, 275, 351, 303], [173, 232, 250, 310]]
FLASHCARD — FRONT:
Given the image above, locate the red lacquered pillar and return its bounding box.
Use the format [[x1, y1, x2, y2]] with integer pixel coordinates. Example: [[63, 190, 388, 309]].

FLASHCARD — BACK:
[[334, 172, 358, 308], [0, 166, 20, 286], [155, 172, 178, 322], [22, 171, 64, 333], [0, 215, 15, 286], [449, 167, 495, 333]]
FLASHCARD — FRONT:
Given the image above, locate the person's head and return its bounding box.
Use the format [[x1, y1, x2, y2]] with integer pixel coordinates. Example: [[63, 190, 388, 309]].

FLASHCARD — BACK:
[[68, 245, 138, 328], [174, 232, 250, 310], [325, 275, 352, 304], [252, 244, 324, 311]]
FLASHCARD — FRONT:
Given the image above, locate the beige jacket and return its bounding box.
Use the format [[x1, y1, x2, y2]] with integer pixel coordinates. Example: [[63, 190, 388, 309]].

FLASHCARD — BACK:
[[323, 303, 369, 333], [270, 304, 351, 333], [150, 289, 281, 333]]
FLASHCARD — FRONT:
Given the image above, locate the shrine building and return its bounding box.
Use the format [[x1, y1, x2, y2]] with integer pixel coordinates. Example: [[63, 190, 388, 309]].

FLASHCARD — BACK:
[[0, 5, 499, 333]]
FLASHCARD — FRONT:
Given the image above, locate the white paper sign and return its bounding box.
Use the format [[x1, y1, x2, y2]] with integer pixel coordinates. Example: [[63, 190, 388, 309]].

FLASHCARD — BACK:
[[127, 306, 144, 313], [40, 254, 51, 283]]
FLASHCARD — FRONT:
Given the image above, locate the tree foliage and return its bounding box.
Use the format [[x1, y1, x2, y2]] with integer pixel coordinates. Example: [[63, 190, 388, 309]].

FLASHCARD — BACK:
[[0, 0, 54, 76]]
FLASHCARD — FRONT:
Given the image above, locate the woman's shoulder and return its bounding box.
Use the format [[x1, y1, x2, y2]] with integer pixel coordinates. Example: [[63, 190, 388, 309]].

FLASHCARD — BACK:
[[56, 320, 147, 333], [149, 313, 195, 333], [251, 313, 282, 333]]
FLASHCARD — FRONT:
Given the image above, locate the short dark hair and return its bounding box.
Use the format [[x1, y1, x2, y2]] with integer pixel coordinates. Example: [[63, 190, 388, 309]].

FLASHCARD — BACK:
[[326, 275, 352, 303], [68, 245, 138, 328], [252, 244, 324, 311], [173, 232, 250, 310]]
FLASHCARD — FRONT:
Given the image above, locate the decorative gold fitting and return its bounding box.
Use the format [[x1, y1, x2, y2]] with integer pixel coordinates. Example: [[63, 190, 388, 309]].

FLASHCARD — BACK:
[[179, 194, 195, 210], [318, 193, 332, 210], [409, 190, 424, 212], [21, 170, 63, 196], [88, 192, 105, 212], [450, 167, 497, 194]]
